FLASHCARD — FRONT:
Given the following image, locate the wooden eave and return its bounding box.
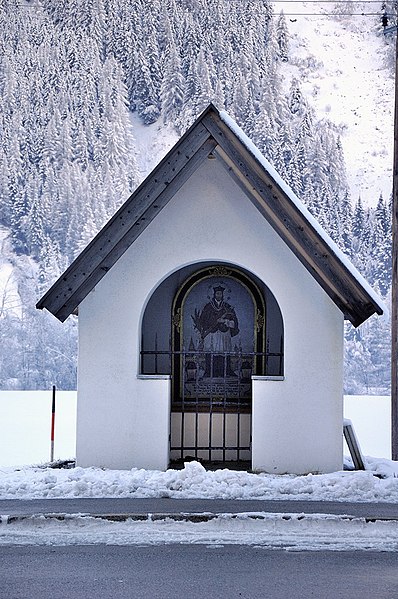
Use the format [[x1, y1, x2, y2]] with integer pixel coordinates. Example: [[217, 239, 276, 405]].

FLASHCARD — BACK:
[[37, 104, 383, 327], [200, 110, 383, 327], [36, 114, 217, 322]]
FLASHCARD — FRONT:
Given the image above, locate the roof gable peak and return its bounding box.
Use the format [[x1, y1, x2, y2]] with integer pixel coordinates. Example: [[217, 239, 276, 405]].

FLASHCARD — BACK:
[[37, 104, 383, 326]]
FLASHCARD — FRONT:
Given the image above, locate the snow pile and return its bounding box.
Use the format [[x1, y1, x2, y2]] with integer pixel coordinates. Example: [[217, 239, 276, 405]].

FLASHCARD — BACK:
[[1, 512, 398, 551], [1, 459, 398, 502]]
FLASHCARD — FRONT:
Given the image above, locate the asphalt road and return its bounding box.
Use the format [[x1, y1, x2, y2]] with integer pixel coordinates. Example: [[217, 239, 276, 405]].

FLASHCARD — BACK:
[[1, 497, 398, 519], [1, 544, 397, 599]]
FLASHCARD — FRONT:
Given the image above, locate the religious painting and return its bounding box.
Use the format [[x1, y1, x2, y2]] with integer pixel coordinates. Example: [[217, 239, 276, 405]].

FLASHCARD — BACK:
[[172, 267, 265, 410]]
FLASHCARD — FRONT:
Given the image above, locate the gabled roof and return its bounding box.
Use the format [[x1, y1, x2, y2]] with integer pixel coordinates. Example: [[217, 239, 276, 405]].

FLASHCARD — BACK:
[[37, 103, 384, 327]]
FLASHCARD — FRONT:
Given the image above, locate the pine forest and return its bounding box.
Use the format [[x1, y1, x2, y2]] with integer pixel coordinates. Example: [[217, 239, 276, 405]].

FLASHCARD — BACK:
[[0, 0, 392, 393]]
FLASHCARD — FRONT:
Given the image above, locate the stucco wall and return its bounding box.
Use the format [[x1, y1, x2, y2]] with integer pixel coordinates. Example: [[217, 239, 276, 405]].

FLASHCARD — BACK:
[[76, 157, 344, 473]]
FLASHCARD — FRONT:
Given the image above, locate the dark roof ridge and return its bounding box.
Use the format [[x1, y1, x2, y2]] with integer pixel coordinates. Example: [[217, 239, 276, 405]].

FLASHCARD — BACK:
[[37, 103, 383, 326]]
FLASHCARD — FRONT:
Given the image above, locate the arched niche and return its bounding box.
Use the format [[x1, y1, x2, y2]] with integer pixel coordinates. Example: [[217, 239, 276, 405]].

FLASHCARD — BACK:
[[140, 262, 284, 379]]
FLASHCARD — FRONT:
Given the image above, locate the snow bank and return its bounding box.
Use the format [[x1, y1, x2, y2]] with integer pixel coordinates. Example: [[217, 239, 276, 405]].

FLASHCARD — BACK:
[[2, 511, 398, 551], [0, 459, 397, 503]]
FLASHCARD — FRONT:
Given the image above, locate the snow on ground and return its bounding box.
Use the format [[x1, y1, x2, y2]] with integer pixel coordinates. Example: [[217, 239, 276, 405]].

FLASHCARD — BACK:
[[0, 458, 397, 502], [275, 1, 394, 206], [0, 391, 77, 467], [0, 392, 391, 467], [0, 392, 396, 504], [1, 390, 397, 549], [131, 113, 178, 183], [1, 460, 398, 550], [1, 458, 398, 551], [1, 511, 398, 551], [345, 395, 391, 458]]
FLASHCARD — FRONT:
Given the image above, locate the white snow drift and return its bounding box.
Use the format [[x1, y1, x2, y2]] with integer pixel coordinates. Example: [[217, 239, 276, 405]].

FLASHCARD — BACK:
[[1, 511, 398, 551], [0, 459, 397, 503]]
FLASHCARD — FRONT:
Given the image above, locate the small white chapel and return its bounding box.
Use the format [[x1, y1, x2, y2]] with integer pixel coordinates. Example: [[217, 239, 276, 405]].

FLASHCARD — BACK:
[[37, 104, 383, 475]]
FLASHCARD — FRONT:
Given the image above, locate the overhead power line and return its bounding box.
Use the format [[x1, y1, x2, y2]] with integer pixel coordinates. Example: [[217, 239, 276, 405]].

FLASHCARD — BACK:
[[274, 1, 388, 2], [11, 2, 390, 17], [275, 13, 387, 15]]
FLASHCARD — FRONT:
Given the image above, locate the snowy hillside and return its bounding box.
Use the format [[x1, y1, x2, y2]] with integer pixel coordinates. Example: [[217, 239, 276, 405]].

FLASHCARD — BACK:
[[132, 1, 395, 206], [275, 1, 394, 206], [131, 114, 179, 182], [0, 0, 392, 391]]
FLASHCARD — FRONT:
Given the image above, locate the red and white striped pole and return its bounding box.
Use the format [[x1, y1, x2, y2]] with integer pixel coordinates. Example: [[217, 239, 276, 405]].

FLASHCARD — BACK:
[[50, 385, 56, 462]]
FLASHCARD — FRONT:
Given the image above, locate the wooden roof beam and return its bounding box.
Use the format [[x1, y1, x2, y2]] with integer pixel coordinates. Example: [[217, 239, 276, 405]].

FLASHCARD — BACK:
[[214, 145, 373, 325], [203, 114, 380, 326], [37, 129, 216, 321]]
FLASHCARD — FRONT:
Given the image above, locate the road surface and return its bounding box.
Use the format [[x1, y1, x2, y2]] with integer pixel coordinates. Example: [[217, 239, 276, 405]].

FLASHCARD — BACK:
[[1, 544, 397, 599]]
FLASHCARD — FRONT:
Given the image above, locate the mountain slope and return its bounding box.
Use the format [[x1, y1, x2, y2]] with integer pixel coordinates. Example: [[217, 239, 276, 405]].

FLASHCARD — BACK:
[[275, 1, 394, 205], [0, 0, 392, 392], [133, 1, 395, 206]]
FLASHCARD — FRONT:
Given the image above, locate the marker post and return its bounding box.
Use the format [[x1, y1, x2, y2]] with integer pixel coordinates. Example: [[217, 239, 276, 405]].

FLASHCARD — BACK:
[[50, 385, 56, 463]]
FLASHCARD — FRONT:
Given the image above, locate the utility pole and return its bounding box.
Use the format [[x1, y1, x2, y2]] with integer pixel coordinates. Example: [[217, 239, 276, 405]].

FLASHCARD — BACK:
[[391, 12, 398, 460], [383, 8, 398, 459]]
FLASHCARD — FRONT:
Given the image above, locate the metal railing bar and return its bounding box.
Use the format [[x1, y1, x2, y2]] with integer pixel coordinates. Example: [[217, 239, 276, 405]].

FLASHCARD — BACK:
[[170, 445, 251, 451]]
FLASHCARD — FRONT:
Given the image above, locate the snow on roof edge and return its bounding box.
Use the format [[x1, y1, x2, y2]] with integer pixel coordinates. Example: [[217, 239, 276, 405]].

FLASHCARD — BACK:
[[219, 110, 385, 316]]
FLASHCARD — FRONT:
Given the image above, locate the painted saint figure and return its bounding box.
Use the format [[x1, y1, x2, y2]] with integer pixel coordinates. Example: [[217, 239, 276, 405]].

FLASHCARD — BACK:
[[194, 285, 239, 377]]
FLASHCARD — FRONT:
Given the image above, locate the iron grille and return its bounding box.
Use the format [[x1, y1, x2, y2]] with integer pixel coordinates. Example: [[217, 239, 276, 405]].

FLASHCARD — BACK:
[[140, 348, 283, 465]]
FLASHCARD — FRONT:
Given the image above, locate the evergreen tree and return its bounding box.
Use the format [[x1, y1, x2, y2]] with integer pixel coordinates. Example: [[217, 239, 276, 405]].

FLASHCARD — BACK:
[[232, 71, 251, 127], [288, 79, 306, 116], [340, 190, 353, 257], [344, 323, 374, 394], [352, 196, 366, 240], [160, 41, 185, 126], [369, 194, 392, 295], [252, 103, 278, 162], [133, 20, 162, 125], [276, 10, 289, 62], [192, 46, 213, 117]]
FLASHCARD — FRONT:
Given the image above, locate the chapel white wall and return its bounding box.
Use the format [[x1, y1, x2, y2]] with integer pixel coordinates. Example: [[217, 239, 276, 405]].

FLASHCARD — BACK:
[[76, 157, 344, 473]]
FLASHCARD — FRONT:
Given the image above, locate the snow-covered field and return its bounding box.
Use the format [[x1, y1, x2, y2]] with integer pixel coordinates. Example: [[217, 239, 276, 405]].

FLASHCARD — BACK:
[[0, 391, 77, 468], [0, 391, 391, 468]]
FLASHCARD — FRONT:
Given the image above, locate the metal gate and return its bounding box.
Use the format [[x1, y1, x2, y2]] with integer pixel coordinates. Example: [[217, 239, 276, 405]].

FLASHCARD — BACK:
[[170, 350, 258, 466], [140, 265, 284, 467], [140, 346, 282, 466]]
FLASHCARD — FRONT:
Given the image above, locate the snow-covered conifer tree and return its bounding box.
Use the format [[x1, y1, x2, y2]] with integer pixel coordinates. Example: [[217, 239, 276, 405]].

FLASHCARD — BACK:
[[160, 41, 185, 126], [276, 10, 289, 62], [192, 46, 214, 117]]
